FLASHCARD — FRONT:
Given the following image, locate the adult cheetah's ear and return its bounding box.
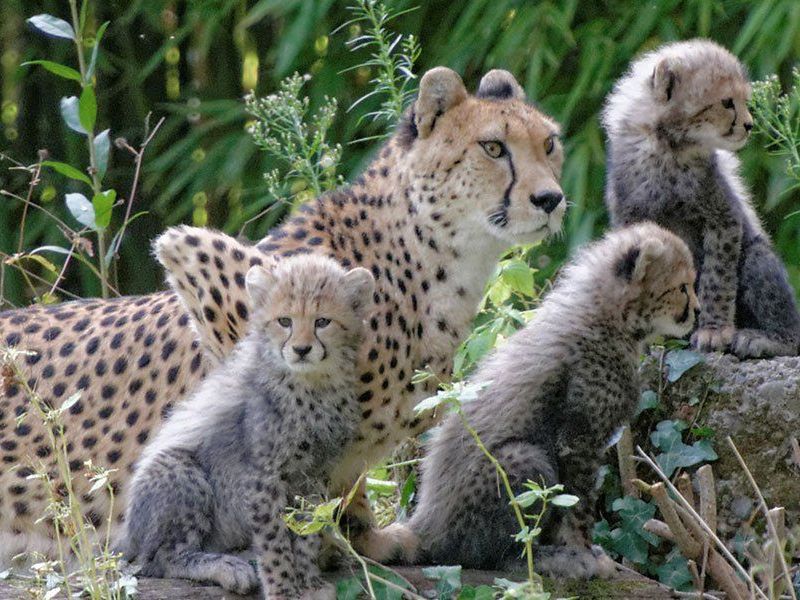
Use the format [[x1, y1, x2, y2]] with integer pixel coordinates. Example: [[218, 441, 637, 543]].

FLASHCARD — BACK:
[[476, 69, 525, 101], [343, 267, 375, 316], [616, 239, 666, 283], [245, 265, 278, 307], [414, 67, 467, 138], [652, 58, 678, 103]]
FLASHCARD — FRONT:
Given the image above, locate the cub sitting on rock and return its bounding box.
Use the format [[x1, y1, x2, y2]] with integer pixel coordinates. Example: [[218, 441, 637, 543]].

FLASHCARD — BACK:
[[363, 223, 698, 578], [122, 255, 374, 599], [603, 39, 800, 358]]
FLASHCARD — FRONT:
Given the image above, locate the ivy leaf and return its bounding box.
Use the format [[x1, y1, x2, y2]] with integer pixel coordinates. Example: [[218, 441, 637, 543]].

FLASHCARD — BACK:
[[457, 585, 495, 600], [93, 129, 110, 180], [609, 526, 650, 564], [59, 96, 87, 134], [635, 389, 659, 416], [65, 192, 96, 229], [79, 86, 97, 133], [664, 349, 704, 382], [650, 420, 718, 477], [611, 496, 659, 545], [41, 160, 92, 186], [336, 576, 363, 600], [21, 60, 81, 82], [422, 565, 462, 599], [27, 14, 75, 40], [656, 549, 694, 590], [92, 189, 116, 230]]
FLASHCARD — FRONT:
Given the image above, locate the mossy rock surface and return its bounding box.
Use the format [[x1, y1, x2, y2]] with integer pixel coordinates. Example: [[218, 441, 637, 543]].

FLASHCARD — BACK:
[[639, 352, 800, 535]]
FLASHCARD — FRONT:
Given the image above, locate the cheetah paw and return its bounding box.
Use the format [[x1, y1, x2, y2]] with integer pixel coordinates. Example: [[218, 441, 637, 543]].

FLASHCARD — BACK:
[[299, 582, 336, 600], [535, 545, 618, 580], [731, 329, 793, 359], [691, 325, 734, 353], [208, 555, 259, 595]]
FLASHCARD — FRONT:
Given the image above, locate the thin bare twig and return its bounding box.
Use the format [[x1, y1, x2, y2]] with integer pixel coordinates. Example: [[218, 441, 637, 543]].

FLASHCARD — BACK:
[[635, 446, 768, 600], [725, 436, 797, 600]]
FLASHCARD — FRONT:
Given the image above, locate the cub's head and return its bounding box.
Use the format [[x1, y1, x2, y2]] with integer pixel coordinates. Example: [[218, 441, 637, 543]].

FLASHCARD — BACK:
[[559, 223, 698, 342], [604, 39, 753, 152], [610, 223, 698, 341], [396, 67, 565, 247], [245, 256, 374, 376]]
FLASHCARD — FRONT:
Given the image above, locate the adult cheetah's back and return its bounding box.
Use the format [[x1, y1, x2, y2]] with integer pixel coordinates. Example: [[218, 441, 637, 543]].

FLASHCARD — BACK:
[[0, 291, 208, 564]]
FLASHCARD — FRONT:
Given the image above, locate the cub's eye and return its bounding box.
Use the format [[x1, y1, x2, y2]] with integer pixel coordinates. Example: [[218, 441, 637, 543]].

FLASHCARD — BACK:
[[721, 98, 734, 109], [277, 317, 292, 328], [544, 135, 556, 155], [315, 318, 331, 328], [680, 283, 688, 294], [479, 141, 506, 159]]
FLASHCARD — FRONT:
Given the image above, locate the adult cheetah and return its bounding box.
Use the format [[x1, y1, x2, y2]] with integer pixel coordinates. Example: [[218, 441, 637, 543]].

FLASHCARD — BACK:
[[0, 67, 565, 564]]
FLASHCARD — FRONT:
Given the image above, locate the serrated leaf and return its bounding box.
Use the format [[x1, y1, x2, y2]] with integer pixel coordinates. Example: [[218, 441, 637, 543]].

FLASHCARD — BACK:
[[92, 189, 115, 230], [93, 129, 110, 180], [551, 493, 580, 507], [41, 160, 92, 186], [21, 60, 81, 81], [79, 86, 97, 133], [665, 349, 704, 382], [86, 21, 110, 80], [65, 192, 96, 229], [501, 259, 535, 296], [27, 14, 75, 40], [59, 96, 86, 134]]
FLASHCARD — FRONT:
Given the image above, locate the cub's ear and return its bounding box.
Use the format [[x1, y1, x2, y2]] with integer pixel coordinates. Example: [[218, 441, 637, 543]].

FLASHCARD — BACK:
[[245, 266, 278, 305], [476, 69, 525, 101], [343, 267, 375, 316], [414, 67, 467, 138], [652, 58, 678, 102], [615, 239, 665, 283]]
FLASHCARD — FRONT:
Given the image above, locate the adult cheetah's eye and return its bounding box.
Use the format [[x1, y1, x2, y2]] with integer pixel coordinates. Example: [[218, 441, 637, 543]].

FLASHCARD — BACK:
[[544, 135, 556, 155], [315, 318, 331, 328], [479, 141, 506, 159], [277, 317, 292, 328], [721, 98, 734, 109]]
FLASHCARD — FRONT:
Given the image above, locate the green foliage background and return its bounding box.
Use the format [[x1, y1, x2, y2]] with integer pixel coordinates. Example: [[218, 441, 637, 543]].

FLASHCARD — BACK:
[[1, 0, 799, 306]]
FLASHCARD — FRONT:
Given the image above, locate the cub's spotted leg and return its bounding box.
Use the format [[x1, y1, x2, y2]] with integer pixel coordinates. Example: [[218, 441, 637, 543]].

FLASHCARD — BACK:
[[125, 449, 258, 593], [691, 219, 741, 352]]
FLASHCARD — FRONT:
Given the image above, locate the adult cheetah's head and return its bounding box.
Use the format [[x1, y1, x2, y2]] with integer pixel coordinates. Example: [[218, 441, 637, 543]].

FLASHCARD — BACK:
[[245, 255, 374, 377], [397, 67, 565, 246]]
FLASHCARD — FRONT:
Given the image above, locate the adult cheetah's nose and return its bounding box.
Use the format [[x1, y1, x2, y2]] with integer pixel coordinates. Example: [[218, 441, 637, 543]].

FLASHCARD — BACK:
[[293, 345, 312, 358], [530, 191, 563, 214]]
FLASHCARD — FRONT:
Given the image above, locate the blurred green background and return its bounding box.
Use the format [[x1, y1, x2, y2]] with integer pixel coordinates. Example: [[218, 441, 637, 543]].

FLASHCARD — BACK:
[[1, 0, 799, 307]]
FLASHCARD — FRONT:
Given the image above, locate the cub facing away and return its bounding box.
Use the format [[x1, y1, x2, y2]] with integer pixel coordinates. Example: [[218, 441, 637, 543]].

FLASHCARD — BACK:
[[122, 256, 374, 598], [365, 223, 698, 577], [603, 39, 800, 358]]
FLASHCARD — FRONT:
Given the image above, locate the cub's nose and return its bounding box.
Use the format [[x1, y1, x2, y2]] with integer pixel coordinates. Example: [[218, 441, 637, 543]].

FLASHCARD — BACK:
[[743, 121, 753, 132], [530, 191, 563, 214], [293, 345, 312, 358]]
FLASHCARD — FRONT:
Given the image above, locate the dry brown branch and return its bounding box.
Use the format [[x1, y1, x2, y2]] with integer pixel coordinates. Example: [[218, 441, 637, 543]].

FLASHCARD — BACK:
[[616, 425, 640, 499]]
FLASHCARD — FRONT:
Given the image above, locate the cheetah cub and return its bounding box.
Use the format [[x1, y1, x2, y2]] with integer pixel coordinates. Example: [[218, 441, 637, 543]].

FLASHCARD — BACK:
[[365, 223, 698, 577], [122, 255, 374, 598], [603, 39, 800, 358]]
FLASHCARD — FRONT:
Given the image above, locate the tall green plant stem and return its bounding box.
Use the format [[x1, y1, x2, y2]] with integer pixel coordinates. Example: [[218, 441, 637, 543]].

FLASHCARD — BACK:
[[455, 409, 537, 584], [68, 0, 109, 299]]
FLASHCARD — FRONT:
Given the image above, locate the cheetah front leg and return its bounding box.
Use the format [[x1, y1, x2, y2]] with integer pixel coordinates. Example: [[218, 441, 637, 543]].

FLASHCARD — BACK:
[[249, 478, 334, 600], [691, 219, 741, 352]]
